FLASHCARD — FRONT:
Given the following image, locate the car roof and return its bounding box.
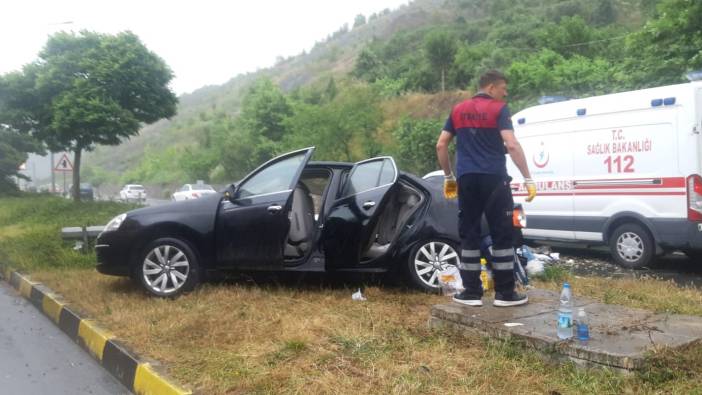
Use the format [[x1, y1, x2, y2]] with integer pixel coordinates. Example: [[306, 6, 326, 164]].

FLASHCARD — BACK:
[[306, 161, 353, 169]]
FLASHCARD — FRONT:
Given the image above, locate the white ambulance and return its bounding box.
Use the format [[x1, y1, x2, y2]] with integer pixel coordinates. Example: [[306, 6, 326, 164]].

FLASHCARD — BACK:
[[508, 77, 702, 268]]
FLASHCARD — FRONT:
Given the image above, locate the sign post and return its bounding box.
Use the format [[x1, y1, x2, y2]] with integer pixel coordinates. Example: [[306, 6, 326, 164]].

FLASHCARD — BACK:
[[54, 153, 74, 196]]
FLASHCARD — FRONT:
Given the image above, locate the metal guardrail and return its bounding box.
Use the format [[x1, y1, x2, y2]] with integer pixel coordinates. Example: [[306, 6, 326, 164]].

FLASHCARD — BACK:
[[61, 226, 105, 239], [60, 226, 105, 252]]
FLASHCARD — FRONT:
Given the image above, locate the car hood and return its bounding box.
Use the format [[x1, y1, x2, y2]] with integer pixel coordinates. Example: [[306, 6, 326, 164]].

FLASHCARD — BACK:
[[128, 193, 222, 217]]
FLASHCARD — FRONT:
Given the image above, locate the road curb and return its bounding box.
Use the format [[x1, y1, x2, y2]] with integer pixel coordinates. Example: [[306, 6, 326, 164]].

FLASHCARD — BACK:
[[0, 264, 192, 395]]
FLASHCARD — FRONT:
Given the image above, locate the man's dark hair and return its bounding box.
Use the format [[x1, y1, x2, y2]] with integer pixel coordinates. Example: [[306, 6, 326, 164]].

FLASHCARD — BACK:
[[478, 70, 508, 88]]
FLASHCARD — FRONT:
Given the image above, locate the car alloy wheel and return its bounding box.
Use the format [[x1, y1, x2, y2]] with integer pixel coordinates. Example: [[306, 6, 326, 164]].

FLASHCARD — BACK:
[[142, 244, 190, 295], [412, 241, 459, 290]]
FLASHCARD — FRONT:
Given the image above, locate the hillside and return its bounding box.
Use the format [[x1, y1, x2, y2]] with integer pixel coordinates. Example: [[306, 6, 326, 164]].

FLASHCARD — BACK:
[[84, 0, 448, 176], [82, 0, 689, 188]]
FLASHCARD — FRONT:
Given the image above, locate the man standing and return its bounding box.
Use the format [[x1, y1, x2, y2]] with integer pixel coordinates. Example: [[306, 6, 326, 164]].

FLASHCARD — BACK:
[[436, 70, 536, 307]]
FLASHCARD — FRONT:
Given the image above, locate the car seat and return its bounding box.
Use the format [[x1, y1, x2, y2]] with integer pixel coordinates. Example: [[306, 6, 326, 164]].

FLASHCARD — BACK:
[[284, 183, 315, 258]]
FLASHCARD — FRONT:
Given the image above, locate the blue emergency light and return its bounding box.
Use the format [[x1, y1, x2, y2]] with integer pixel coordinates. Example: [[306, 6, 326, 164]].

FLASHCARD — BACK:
[[651, 99, 663, 107], [576, 108, 586, 116], [663, 97, 676, 105]]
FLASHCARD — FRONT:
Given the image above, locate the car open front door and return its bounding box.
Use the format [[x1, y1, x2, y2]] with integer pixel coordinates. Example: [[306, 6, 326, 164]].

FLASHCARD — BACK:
[[322, 157, 398, 269], [216, 147, 314, 269]]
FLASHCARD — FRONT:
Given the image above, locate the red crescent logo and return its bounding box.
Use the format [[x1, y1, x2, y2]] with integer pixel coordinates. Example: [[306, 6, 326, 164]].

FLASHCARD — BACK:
[[533, 143, 549, 168]]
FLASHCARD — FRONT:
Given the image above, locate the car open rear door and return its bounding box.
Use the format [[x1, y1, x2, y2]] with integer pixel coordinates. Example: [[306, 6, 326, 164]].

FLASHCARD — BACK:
[[216, 147, 314, 269], [322, 157, 398, 269]]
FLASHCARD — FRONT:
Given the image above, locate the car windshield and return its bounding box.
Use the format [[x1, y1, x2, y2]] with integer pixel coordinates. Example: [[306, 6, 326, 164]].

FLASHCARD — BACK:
[[193, 184, 214, 191], [130, 185, 145, 191]]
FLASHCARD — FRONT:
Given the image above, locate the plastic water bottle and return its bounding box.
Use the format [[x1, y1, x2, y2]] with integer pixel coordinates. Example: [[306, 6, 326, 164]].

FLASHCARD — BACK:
[[576, 307, 589, 341], [557, 282, 574, 339]]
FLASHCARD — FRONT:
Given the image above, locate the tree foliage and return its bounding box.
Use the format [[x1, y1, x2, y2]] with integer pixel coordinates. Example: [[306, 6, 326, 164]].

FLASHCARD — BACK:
[[392, 118, 444, 176], [623, 0, 702, 88], [0, 31, 177, 200], [0, 126, 44, 194], [70, 0, 702, 188], [423, 31, 457, 92]]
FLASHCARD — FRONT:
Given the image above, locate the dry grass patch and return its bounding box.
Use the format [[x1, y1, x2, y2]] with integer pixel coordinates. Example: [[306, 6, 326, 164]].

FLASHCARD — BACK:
[[29, 269, 702, 394], [533, 274, 702, 316]]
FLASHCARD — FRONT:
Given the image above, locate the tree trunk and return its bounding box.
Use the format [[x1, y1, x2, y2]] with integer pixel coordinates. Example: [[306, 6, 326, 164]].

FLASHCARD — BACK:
[[72, 147, 82, 202], [441, 68, 445, 93]]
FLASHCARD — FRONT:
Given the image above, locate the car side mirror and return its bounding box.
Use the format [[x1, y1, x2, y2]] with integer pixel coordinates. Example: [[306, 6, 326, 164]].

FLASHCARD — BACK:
[[223, 183, 238, 201]]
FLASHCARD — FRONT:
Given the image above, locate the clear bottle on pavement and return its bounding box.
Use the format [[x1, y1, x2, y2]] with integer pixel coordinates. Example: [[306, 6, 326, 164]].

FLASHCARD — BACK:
[[557, 282, 574, 339], [576, 307, 589, 341]]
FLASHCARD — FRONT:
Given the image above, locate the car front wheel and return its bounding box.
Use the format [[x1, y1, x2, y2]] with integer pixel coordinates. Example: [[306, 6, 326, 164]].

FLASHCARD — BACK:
[[407, 240, 460, 292], [137, 237, 200, 297]]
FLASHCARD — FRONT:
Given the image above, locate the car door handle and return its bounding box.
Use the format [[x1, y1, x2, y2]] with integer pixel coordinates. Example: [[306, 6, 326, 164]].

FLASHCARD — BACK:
[[267, 205, 283, 213], [362, 201, 376, 209]]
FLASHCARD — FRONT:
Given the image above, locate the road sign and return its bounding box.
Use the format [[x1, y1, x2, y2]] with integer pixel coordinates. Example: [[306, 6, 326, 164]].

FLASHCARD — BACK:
[[54, 153, 73, 172]]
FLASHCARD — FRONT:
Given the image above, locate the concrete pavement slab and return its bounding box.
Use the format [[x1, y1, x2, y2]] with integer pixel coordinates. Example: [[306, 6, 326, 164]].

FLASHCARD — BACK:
[[429, 288, 702, 371]]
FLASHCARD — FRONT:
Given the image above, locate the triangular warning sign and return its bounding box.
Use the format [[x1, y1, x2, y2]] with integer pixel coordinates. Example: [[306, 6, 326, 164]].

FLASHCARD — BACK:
[[54, 153, 74, 172]]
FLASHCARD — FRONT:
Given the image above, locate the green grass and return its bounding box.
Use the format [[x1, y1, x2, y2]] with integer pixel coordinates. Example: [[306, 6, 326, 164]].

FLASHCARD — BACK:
[[4, 194, 702, 394], [534, 265, 572, 283], [0, 194, 136, 270]]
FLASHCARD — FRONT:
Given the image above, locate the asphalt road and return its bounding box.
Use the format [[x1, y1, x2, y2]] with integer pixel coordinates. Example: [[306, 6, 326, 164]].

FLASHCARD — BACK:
[[0, 281, 128, 395]]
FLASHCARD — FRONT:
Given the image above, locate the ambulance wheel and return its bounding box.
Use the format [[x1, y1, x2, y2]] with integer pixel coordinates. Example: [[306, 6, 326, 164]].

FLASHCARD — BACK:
[[609, 223, 654, 269]]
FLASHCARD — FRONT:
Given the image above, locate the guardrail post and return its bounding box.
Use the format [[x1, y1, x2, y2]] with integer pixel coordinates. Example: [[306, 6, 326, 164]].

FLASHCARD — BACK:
[[82, 225, 88, 253]]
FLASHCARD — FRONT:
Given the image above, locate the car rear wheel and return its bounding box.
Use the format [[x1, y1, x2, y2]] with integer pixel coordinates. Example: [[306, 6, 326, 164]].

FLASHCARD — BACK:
[[138, 237, 200, 297], [407, 240, 459, 292], [609, 223, 654, 269]]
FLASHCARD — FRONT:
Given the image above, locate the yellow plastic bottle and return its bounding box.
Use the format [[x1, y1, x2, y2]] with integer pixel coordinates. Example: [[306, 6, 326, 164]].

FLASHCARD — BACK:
[[480, 258, 494, 291]]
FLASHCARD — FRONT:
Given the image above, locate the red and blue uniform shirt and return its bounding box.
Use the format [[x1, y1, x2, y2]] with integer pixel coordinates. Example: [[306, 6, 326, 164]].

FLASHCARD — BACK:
[[443, 93, 513, 177]]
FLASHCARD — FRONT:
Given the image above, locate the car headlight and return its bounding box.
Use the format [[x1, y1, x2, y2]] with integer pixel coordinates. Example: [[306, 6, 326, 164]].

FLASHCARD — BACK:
[[104, 213, 127, 232]]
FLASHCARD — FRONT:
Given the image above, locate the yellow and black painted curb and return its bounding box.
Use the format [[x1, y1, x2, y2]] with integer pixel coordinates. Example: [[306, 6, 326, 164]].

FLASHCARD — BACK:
[[0, 264, 192, 395]]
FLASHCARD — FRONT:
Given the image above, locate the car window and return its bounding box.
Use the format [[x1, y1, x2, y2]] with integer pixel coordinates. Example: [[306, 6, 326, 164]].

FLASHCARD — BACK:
[[238, 153, 305, 198], [343, 158, 396, 197]]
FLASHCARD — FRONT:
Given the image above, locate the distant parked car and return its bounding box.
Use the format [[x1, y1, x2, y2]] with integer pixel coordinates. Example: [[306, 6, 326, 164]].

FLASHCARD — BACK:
[[172, 183, 217, 201], [66, 184, 93, 200], [120, 184, 146, 203], [75, 183, 94, 200]]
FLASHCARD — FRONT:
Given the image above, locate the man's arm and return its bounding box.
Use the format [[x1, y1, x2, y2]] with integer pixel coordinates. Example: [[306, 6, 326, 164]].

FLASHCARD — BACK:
[[500, 129, 532, 179], [436, 130, 454, 176]]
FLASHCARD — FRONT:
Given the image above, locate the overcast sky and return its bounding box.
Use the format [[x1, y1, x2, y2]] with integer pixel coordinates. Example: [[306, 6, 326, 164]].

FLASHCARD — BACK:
[[1, 0, 408, 95]]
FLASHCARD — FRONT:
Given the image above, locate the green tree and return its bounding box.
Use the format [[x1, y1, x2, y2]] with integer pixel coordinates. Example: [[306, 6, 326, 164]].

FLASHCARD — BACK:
[[424, 31, 457, 92], [239, 78, 291, 142], [353, 14, 367, 28], [623, 0, 702, 88], [353, 48, 386, 82], [284, 84, 383, 161], [0, 31, 177, 201], [324, 77, 338, 101], [590, 0, 618, 26], [0, 126, 44, 194], [392, 118, 443, 175]]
